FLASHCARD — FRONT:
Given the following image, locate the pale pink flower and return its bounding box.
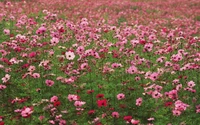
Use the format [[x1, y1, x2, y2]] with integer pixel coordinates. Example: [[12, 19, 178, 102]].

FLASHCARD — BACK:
[[49, 120, 55, 124], [65, 51, 75, 60], [74, 101, 86, 107], [3, 29, 10, 35], [187, 81, 195, 88], [117, 93, 125, 100], [32, 73, 40, 78], [68, 94, 78, 102], [50, 37, 59, 46], [28, 66, 36, 72], [131, 119, 140, 124], [136, 97, 143, 106], [172, 110, 181, 116], [2, 74, 11, 83]]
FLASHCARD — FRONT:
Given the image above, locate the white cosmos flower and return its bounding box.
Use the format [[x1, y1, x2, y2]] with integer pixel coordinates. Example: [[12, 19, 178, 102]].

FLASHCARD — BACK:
[[65, 51, 75, 60]]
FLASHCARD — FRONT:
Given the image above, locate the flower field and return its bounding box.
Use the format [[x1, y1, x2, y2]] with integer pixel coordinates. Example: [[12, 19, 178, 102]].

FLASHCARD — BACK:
[[0, 0, 200, 124]]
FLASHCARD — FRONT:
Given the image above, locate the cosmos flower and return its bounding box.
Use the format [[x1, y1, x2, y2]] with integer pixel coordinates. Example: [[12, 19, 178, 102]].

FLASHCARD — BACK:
[[65, 51, 75, 60]]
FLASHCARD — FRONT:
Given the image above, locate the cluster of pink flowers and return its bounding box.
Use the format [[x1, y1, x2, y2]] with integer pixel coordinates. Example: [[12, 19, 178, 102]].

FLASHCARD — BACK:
[[0, 0, 199, 124]]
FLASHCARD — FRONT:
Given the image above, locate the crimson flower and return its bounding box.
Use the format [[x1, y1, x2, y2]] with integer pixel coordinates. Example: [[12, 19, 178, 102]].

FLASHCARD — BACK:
[[0, 122, 4, 125], [96, 94, 104, 98], [123, 116, 132, 122], [54, 101, 61, 107], [88, 110, 95, 115], [97, 99, 107, 107], [164, 101, 173, 107]]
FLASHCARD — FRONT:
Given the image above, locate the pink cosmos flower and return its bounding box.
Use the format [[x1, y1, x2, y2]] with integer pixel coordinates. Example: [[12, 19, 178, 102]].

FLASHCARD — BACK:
[[2, 74, 11, 83], [172, 110, 181, 116], [32, 73, 40, 78], [29, 52, 37, 58], [136, 97, 143, 106], [147, 117, 155, 121], [65, 51, 75, 60], [50, 96, 58, 103], [50, 37, 59, 46], [127, 65, 138, 74], [111, 63, 122, 68], [131, 119, 140, 124], [49, 120, 55, 124], [28, 66, 36, 72], [152, 91, 162, 99], [149, 72, 159, 81], [36, 26, 46, 34], [112, 112, 119, 118], [59, 120, 66, 125], [0, 85, 6, 90], [45, 80, 54, 87], [76, 46, 85, 54], [68, 94, 79, 102], [74, 101, 86, 107], [187, 81, 195, 88], [80, 63, 89, 70], [196, 104, 200, 113], [117, 93, 125, 100], [39, 116, 45, 121], [0, 49, 7, 57], [21, 107, 33, 118], [174, 100, 189, 111], [3, 29, 10, 35], [166, 89, 178, 100], [144, 43, 153, 52]]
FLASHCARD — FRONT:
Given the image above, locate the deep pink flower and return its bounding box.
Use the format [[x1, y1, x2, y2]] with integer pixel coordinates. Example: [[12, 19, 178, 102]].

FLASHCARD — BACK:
[[123, 116, 132, 122], [29, 52, 37, 58], [112, 112, 119, 118], [97, 99, 107, 107]]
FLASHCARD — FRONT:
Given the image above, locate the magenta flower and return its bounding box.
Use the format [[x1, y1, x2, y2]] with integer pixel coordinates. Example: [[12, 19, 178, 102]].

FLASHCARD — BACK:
[[29, 52, 37, 58]]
